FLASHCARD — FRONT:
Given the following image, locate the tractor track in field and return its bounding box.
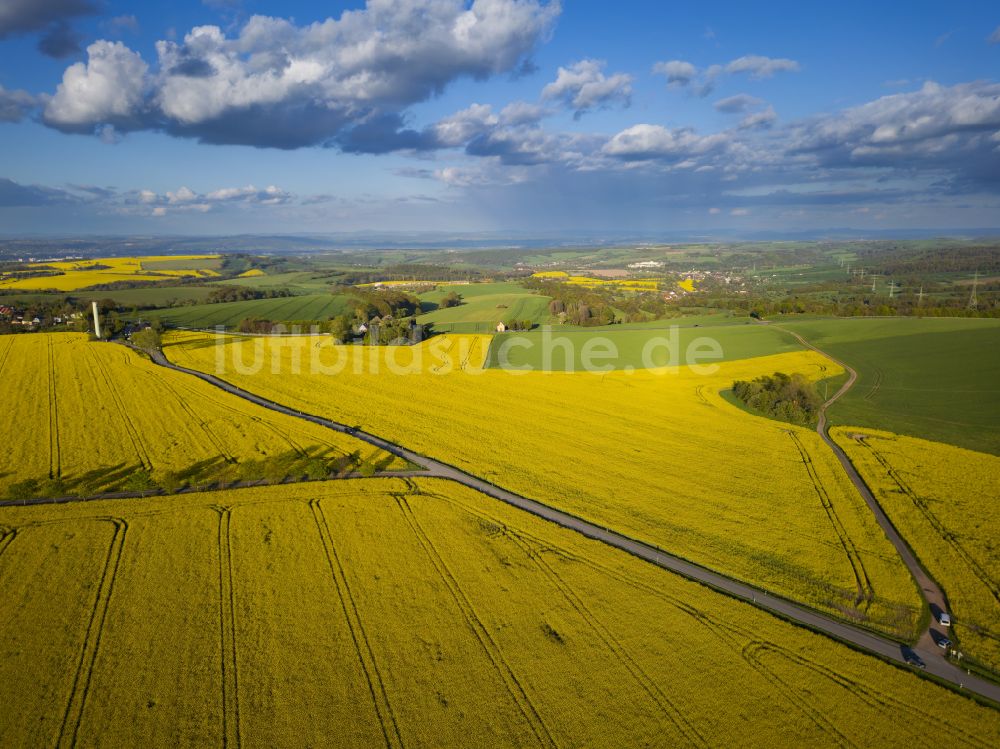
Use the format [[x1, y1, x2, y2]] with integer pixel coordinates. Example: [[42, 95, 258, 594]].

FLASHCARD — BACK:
[[86, 347, 153, 472], [434, 489, 977, 746], [785, 430, 874, 610], [57, 517, 127, 749], [855, 437, 1000, 608], [30, 339, 998, 705], [0, 525, 17, 558], [0, 336, 14, 379], [46, 337, 61, 479], [213, 506, 242, 749], [506, 529, 707, 747], [395, 495, 558, 748], [864, 369, 883, 401], [310, 498, 403, 749]]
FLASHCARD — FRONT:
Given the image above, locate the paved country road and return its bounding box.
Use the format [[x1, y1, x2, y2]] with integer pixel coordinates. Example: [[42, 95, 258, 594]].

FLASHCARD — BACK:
[[74, 342, 1000, 704], [772, 325, 999, 700]]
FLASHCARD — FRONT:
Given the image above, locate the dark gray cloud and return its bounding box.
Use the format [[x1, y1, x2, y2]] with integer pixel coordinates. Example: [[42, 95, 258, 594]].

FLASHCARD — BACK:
[[789, 81, 1000, 187], [0, 85, 37, 122], [336, 113, 432, 154], [68, 183, 117, 199], [167, 56, 215, 78], [0, 178, 75, 207], [43, 1, 561, 149], [37, 20, 82, 58], [714, 94, 763, 113], [0, 0, 98, 58]]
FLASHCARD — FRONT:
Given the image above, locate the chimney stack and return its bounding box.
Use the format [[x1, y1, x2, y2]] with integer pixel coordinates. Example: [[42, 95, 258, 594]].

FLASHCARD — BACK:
[[92, 301, 102, 339]]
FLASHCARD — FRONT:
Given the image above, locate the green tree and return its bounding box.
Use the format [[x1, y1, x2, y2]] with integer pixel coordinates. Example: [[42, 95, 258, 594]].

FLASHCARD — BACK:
[[131, 327, 161, 351]]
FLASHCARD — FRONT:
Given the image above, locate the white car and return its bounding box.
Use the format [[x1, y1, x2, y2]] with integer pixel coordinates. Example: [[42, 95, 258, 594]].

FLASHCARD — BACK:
[[938, 612, 951, 627]]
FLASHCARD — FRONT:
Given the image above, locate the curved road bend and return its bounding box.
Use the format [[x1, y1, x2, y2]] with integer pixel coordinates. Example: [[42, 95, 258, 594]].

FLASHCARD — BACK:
[[773, 326, 993, 690], [139, 344, 999, 703]]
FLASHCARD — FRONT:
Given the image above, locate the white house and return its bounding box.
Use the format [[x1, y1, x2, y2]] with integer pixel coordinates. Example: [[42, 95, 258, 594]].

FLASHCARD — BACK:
[[496, 321, 507, 333]]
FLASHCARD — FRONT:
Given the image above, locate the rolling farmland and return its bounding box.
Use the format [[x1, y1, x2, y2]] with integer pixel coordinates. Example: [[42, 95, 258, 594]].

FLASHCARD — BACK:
[[417, 282, 553, 333], [164, 332, 924, 635], [832, 427, 1000, 673], [0, 255, 221, 291], [142, 293, 354, 329], [0, 333, 404, 497], [0, 478, 996, 747], [782, 318, 1000, 454]]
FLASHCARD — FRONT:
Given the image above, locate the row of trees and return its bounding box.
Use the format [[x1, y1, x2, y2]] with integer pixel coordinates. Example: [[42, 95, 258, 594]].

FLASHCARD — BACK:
[[710, 294, 1000, 319], [338, 263, 483, 285], [206, 285, 294, 304]]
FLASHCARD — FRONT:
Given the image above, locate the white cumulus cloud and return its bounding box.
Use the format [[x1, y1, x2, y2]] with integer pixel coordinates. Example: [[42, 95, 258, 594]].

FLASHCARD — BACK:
[[725, 55, 800, 79], [41, 1, 560, 149], [542, 59, 632, 117], [44, 40, 148, 129], [652, 60, 697, 87]]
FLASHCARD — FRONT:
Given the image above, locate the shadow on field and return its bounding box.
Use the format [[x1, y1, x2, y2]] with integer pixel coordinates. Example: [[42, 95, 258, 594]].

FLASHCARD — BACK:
[[0, 445, 406, 502]]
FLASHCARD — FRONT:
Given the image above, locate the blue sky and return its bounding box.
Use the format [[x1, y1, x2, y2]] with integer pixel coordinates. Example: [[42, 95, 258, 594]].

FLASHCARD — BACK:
[[1, 0, 999, 235]]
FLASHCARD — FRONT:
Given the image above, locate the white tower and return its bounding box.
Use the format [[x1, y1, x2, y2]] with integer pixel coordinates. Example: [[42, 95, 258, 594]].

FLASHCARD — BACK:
[[92, 301, 102, 339]]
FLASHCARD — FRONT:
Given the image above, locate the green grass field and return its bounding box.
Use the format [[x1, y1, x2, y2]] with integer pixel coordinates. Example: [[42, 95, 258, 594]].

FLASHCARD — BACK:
[[417, 282, 552, 333], [140, 257, 223, 272], [484, 322, 802, 371], [209, 271, 336, 291], [143, 293, 353, 328], [781, 317, 1000, 454]]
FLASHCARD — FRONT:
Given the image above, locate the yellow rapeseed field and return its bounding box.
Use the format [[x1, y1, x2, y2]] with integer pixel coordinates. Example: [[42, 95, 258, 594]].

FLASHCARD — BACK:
[[0, 333, 404, 497], [0, 478, 995, 747], [530, 271, 661, 290], [0, 255, 220, 291], [164, 332, 923, 636], [832, 427, 1000, 673]]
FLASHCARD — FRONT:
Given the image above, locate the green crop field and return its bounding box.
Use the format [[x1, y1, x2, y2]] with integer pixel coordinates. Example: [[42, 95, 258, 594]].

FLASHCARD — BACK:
[[780, 318, 1000, 454], [210, 271, 337, 291], [484, 321, 802, 370], [143, 293, 353, 328], [140, 256, 224, 272], [417, 282, 553, 333]]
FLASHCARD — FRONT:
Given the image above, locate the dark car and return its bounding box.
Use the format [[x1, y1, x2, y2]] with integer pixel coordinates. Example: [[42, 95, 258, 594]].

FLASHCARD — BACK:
[[904, 653, 926, 669]]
